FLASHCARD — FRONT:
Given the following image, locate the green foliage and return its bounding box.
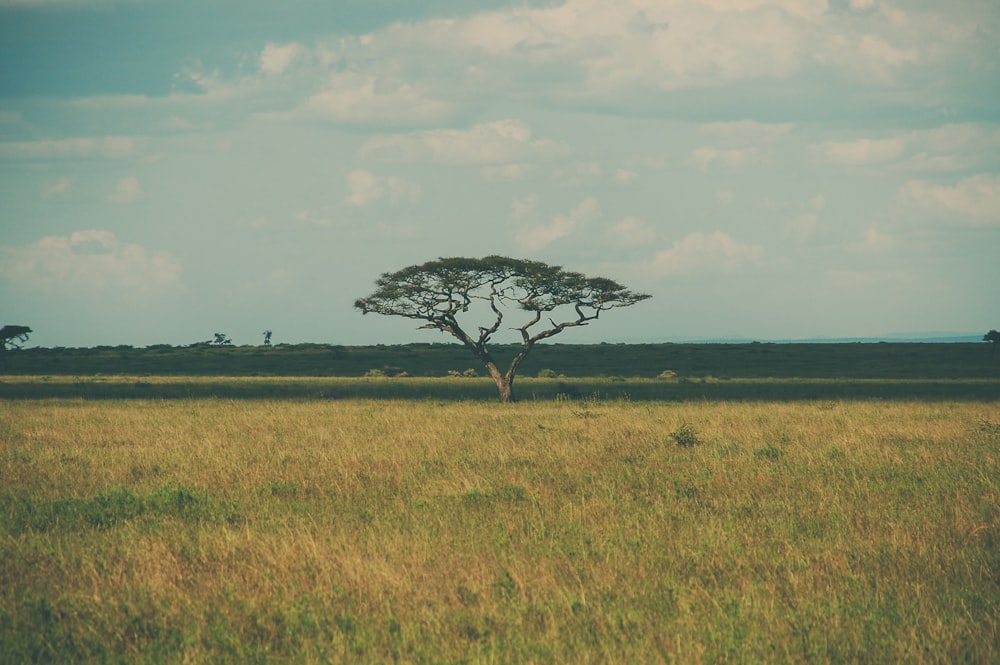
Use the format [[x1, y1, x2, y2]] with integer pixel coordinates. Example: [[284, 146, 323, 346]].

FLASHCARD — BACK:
[[0, 324, 32, 351], [0, 484, 230, 535], [754, 445, 784, 461], [670, 423, 700, 447], [354, 256, 650, 401], [537, 368, 558, 378], [3, 341, 997, 383]]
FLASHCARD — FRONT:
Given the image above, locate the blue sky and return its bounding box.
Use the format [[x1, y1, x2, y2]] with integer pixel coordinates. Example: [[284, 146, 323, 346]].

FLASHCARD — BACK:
[[1, 0, 998, 348]]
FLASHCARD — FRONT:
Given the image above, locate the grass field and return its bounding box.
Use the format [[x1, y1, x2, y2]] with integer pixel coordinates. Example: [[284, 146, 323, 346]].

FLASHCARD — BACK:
[[2, 375, 998, 663]]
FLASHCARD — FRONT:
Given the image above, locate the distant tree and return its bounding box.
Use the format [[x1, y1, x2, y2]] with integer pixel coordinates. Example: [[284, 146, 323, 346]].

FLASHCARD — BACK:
[[262, 330, 272, 346], [0, 325, 32, 351], [355, 256, 650, 402], [985, 330, 1000, 349], [211, 332, 232, 346]]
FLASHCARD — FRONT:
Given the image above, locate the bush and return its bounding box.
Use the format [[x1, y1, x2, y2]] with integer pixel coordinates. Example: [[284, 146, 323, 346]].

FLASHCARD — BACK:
[[670, 423, 700, 447], [657, 370, 677, 379], [537, 368, 558, 378]]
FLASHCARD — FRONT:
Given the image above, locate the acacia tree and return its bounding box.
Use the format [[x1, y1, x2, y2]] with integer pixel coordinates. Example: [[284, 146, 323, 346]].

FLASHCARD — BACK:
[[985, 330, 1000, 349], [0, 325, 32, 352], [355, 256, 651, 402]]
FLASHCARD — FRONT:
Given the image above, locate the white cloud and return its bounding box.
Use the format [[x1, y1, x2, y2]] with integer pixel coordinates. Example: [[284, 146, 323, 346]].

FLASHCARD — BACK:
[[699, 120, 795, 144], [295, 209, 334, 227], [42, 176, 74, 199], [0, 230, 181, 298], [813, 137, 906, 165], [788, 213, 819, 240], [290, 71, 452, 126], [259, 42, 304, 76], [649, 231, 763, 275], [345, 170, 421, 207], [899, 174, 1000, 225], [483, 163, 533, 180], [692, 146, 762, 170], [107, 176, 145, 204], [826, 269, 910, 290], [854, 227, 894, 252], [514, 196, 599, 251], [614, 169, 638, 184], [510, 195, 538, 219], [608, 216, 655, 246], [811, 124, 1000, 173], [0, 136, 142, 161], [360, 119, 568, 165]]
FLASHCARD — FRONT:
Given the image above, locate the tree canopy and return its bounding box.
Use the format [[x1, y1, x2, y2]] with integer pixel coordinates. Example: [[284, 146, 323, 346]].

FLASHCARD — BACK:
[[0, 325, 32, 352], [355, 256, 650, 402]]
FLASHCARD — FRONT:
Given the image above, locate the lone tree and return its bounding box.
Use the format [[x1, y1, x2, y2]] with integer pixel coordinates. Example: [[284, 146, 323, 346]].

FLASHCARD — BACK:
[[985, 329, 1000, 349], [0, 325, 32, 352], [355, 256, 650, 402]]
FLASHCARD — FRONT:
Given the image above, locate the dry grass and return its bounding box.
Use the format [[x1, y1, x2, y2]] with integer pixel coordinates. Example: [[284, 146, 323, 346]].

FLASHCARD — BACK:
[[1, 390, 998, 663]]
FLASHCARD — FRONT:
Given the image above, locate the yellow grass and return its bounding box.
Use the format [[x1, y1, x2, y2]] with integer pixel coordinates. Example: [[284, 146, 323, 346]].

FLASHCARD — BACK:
[[1, 393, 998, 663]]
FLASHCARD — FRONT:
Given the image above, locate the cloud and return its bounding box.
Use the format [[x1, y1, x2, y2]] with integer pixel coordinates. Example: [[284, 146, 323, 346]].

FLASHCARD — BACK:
[[293, 209, 335, 227], [259, 42, 304, 76], [510, 195, 538, 219], [608, 216, 655, 246], [0, 136, 142, 161], [812, 124, 1000, 172], [899, 174, 1000, 225], [699, 120, 795, 144], [0, 230, 181, 298], [614, 169, 638, 184], [107, 176, 145, 204], [826, 269, 910, 290], [283, 71, 452, 126], [692, 146, 762, 169], [813, 137, 906, 165], [360, 119, 568, 165], [345, 170, 421, 207], [788, 213, 819, 240], [854, 227, 894, 252], [514, 196, 599, 251], [649, 231, 763, 275], [42, 176, 74, 199], [483, 163, 533, 180]]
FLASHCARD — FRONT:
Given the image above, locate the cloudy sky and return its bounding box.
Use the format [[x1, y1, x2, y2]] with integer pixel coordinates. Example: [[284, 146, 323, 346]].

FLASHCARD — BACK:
[[1, 0, 998, 348]]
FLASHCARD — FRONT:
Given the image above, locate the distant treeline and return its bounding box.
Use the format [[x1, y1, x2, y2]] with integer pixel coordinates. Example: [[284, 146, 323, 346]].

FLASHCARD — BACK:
[[0, 342, 996, 380]]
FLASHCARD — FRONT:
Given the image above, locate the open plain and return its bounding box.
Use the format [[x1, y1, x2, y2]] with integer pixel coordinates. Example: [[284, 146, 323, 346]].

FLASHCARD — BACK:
[[1, 344, 998, 662]]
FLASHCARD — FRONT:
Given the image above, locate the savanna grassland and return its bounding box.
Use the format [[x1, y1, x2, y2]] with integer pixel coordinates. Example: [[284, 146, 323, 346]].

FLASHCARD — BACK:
[[2, 372, 999, 663]]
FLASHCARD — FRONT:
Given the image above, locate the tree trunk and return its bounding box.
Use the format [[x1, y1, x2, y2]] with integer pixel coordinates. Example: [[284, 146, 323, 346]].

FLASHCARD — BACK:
[[494, 376, 514, 403], [483, 361, 516, 403]]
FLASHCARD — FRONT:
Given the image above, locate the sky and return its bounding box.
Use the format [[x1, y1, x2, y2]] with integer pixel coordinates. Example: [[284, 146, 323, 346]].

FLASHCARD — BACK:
[[1, 0, 998, 348]]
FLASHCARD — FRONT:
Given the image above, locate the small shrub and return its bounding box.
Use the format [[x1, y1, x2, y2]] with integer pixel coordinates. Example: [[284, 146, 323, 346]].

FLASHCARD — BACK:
[[462, 368, 478, 378], [363, 368, 387, 378], [671, 423, 700, 447], [537, 368, 558, 378], [755, 446, 783, 461], [657, 370, 677, 379]]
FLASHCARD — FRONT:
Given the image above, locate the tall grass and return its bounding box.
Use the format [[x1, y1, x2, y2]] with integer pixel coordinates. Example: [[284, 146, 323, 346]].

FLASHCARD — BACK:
[[1, 392, 998, 662]]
